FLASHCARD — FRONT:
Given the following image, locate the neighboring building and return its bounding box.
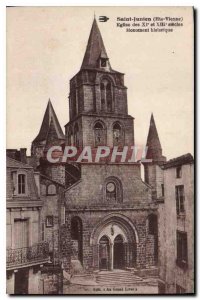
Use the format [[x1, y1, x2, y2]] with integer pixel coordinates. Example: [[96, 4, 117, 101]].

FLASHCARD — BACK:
[[6, 155, 49, 294], [159, 154, 194, 294]]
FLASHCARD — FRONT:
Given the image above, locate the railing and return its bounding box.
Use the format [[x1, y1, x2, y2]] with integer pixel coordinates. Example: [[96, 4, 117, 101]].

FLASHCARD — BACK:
[[6, 242, 49, 269]]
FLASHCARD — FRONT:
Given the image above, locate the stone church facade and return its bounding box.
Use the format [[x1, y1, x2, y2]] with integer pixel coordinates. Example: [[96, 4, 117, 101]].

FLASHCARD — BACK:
[[7, 17, 194, 294], [31, 18, 161, 274]]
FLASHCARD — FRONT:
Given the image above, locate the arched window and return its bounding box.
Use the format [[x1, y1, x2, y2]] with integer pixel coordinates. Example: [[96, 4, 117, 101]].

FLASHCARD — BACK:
[[47, 184, 56, 195], [106, 182, 117, 201], [100, 79, 113, 112], [106, 82, 112, 112], [113, 122, 123, 146], [104, 177, 123, 203], [71, 89, 77, 118], [74, 123, 79, 147], [100, 83, 106, 111], [71, 217, 83, 263], [40, 184, 47, 196], [94, 121, 106, 147]]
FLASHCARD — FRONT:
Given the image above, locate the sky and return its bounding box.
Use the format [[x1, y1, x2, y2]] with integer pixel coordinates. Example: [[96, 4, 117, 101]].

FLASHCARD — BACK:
[[6, 6, 194, 159]]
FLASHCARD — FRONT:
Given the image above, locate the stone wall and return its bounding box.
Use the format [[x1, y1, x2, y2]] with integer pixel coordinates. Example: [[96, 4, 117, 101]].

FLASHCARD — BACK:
[[65, 163, 152, 207], [63, 209, 158, 273]]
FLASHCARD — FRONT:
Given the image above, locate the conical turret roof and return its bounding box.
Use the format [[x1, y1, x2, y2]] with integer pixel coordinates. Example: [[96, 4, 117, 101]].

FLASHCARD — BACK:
[[33, 99, 65, 143], [145, 114, 165, 161]]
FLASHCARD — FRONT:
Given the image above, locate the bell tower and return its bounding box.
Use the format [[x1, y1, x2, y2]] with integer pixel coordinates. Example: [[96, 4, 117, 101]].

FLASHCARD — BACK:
[[65, 18, 134, 149]]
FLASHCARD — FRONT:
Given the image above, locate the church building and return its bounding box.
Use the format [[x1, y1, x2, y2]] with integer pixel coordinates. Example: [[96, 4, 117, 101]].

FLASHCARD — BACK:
[[61, 18, 163, 274]]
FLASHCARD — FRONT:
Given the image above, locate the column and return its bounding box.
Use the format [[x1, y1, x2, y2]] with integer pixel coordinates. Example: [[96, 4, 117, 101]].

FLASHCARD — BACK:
[[124, 242, 127, 269], [110, 243, 114, 271]]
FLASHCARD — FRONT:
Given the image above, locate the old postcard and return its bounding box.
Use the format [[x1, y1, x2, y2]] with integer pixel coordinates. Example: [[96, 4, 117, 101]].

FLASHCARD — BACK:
[[6, 6, 194, 294]]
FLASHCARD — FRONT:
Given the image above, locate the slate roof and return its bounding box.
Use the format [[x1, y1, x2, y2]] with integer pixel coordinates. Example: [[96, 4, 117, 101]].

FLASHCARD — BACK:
[[7, 156, 32, 169], [145, 114, 165, 161], [81, 18, 111, 70], [33, 99, 65, 143]]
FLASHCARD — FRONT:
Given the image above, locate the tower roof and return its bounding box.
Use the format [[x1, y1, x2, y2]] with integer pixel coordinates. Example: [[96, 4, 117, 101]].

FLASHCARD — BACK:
[[33, 99, 65, 143], [81, 18, 111, 70], [145, 114, 165, 161]]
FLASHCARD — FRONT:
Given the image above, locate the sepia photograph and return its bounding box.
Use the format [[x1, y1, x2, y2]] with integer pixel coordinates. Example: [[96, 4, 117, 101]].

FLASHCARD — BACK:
[[6, 6, 194, 295]]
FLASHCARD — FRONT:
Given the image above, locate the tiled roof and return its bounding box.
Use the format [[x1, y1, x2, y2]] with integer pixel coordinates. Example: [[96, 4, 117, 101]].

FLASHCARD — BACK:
[[162, 153, 194, 169]]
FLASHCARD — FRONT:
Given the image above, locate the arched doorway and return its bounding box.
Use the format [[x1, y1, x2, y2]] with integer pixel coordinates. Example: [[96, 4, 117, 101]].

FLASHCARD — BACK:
[[99, 236, 110, 271], [91, 214, 139, 271], [113, 235, 125, 269]]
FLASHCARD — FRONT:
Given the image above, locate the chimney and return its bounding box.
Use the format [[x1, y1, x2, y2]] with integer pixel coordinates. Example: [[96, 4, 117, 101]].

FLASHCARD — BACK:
[[20, 148, 27, 164]]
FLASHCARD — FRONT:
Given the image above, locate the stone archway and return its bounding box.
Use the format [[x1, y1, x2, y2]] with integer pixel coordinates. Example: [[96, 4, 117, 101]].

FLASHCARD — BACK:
[[90, 214, 139, 271]]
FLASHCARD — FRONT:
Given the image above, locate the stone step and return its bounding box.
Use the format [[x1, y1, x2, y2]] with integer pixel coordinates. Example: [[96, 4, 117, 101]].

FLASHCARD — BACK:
[[134, 267, 158, 278], [96, 278, 143, 284], [96, 271, 144, 285], [96, 274, 142, 281]]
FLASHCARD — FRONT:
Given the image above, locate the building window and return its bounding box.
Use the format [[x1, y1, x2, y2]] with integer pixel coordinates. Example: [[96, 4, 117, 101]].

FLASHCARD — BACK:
[[71, 89, 77, 117], [11, 171, 17, 195], [161, 184, 164, 197], [176, 284, 186, 294], [41, 184, 47, 195], [47, 184, 56, 195], [106, 182, 117, 201], [100, 79, 113, 112], [176, 185, 185, 215], [18, 174, 26, 194], [101, 58, 107, 67], [106, 82, 112, 112], [176, 231, 188, 268], [176, 166, 182, 178], [46, 216, 54, 228], [94, 121, 106, 147], [100, 83, 106, 111], [104, 177, 123, 203], [113, 122, 123, 146], [74, 123, 79, 147]]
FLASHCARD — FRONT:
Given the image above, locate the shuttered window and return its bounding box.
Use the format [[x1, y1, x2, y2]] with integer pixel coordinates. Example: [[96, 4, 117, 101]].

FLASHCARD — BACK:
[[14, 219, 29, 248]]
